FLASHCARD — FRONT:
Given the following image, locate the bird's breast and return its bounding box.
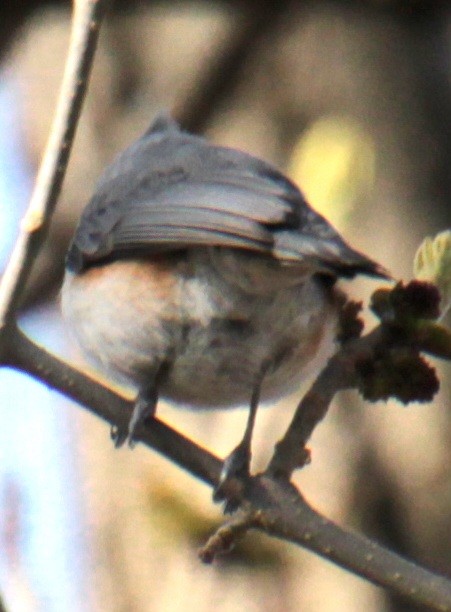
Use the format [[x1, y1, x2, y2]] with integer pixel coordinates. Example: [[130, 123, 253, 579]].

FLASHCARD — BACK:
[[61, 250, 339, 408]]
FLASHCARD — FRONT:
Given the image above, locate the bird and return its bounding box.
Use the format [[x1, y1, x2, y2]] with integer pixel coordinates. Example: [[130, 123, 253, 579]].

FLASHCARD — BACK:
[[61, 113, 387, 497]]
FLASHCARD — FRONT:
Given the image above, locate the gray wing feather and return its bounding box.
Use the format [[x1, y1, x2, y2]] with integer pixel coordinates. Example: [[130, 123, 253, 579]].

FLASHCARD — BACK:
[[113, 207, 273, 248], [135, 182, 297, 223], [68, 114, 386, 279]]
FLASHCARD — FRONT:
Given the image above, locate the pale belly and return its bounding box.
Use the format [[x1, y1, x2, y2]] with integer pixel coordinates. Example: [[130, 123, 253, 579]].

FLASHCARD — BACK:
[[162, 290, 337, 407], [62, 252, 338, 409]]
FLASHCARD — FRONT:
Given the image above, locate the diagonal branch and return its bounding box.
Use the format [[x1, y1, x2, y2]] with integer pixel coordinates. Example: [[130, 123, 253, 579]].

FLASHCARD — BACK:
[[2, 322, 451, 610], [268, 327, 383, 478], [0, 0, 106, 326], [202, 477, 451, 611], [2, 324, 221, 488], [268, 284, 451, 480]]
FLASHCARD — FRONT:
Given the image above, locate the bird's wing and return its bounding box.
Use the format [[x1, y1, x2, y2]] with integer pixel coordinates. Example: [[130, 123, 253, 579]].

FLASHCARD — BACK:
[[67, 114, 387, 279]]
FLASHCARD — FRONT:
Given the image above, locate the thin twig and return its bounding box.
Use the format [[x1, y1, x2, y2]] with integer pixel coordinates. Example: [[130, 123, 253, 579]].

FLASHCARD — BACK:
[[199, 512, 255, 563], [0, 0, 106, 326], [268, 327, 383, 478], [268, 284, 451, 479]]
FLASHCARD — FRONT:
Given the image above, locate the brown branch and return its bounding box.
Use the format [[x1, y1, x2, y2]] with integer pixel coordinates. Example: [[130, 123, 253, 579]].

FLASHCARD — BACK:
[[208, 477, 451, 611], [2, 324, 221, 488], [268, 327, 383, 478], [199, 512, 254, 563], [268, 283, 450, 479], [2, 322, 451, 610], [0, 0, 106, 326]]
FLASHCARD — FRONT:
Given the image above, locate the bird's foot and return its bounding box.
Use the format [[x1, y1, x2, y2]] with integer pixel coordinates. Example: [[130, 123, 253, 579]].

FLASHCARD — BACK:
[[213, 441, 252, 514], [111, 389, 157, 449]]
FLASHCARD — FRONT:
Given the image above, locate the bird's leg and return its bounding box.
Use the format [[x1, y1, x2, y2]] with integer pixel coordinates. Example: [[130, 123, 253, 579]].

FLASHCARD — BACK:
[[112, 364, 167, 448], [214, 361, 270, 511], [112, 384, 158, 448], [218, 385, 260, 483]]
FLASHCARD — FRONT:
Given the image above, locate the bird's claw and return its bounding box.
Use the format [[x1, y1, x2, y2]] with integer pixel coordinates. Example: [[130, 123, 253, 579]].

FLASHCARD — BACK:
[[213, 441, 251, 513], [111, 391, 157, 449], [111, 424, 129, 448]]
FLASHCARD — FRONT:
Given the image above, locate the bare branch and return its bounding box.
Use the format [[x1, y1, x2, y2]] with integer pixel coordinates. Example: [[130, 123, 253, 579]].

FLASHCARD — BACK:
[[242, 477, 451, 611], [2, 323, 451, 610], [269, 282, 449, 479], [2, 324, 221, 487], [199, 512, 254, 563], [268, 327, 382, 478], [0, 0, 106, 326]]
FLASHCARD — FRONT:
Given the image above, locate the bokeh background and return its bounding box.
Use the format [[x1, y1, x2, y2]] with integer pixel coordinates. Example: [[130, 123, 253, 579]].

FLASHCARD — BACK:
[[0, 1, 450, 610]]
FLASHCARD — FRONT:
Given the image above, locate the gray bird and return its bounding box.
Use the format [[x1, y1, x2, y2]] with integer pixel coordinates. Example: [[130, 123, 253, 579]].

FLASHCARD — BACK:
[[62, 114, 387, 496]]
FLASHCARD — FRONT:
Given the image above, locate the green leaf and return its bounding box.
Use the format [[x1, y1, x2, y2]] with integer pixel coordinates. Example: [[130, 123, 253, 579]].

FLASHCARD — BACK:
[[414, 230, 451, 318]]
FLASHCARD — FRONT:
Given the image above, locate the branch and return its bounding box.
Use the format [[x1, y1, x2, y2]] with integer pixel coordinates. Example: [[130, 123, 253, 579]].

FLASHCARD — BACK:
[[2, 324, 221, 488], [2, 322, 451, 610], [0, 0, 106, 326], [269, 283, 450, 479], [268, 331, 368, 477], [201, 477, 451, 611]]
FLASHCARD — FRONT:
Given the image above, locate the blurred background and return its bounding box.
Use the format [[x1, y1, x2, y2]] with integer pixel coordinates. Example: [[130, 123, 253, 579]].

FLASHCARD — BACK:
[[0, 1, 450, 610]]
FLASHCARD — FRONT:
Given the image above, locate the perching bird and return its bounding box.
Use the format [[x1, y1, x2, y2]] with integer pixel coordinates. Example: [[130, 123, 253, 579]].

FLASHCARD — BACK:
[[61, 114, 387, 492]]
